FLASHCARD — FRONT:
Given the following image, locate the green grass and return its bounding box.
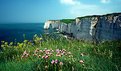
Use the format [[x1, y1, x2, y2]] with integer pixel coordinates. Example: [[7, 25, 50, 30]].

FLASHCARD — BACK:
[[0, 35, 121, 71], [60, 19, 75, 24]]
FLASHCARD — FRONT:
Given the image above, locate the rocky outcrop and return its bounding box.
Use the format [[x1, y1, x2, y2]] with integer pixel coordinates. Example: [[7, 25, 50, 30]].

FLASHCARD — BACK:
[[44, 13, 121, 42], [44, 20, 60, 29]]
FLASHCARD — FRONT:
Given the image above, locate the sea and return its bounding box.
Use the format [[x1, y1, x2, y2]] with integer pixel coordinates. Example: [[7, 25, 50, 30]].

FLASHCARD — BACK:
[[0, 23, 44, 45]]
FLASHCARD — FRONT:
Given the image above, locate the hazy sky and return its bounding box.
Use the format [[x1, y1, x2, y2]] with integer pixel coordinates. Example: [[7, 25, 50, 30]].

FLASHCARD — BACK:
[[0, 0, 121, 23]]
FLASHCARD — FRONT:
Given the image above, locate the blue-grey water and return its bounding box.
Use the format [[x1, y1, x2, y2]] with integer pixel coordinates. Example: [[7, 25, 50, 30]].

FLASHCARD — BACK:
[[0, 23, 44, 44]]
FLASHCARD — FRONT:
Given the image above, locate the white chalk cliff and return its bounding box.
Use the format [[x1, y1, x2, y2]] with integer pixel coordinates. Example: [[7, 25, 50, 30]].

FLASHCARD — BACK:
[[44, 13, 121, 42], [44, 20, 60, 29]]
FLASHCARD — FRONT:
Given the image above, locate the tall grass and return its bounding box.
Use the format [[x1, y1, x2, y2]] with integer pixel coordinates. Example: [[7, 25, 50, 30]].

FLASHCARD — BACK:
[[0, 34, 121, 71]]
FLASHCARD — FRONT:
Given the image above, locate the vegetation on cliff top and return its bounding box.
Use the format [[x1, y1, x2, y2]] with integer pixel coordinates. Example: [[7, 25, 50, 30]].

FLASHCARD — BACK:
[[60, 19, 75, 24], [0, 34, 121, 71], [76, 12, 121, 20]]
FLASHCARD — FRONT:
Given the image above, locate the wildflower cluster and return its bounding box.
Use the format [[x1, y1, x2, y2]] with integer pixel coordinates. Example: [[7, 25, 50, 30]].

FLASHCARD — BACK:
[[20, 47, 86, 71], [51, 59, 63, 65], [22, 48, 74, 59], [21, 50, 29, 58], [32, 48, 54, 59], [56, 49, 67, 57]]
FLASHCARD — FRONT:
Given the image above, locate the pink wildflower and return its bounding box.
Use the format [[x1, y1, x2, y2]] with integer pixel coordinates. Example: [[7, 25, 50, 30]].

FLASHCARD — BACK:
[[51, 60, 55, 64], [21, 50, 29, 58], [21, 55, 24, 58], [45, 55, 49, 59], [56, 53, 61, 57], [42, 55, 45, 58], [45, 49, 50, 54], [39, 50, 43, 53], [23, 50, 27, 55], [55, 59, 58, 64], [56, 49, 60, 53], [49, 53, 52, 55], [59, 62, 63, 66], [35, 48, 39, 53], [79, 60, 84, 64], [61, 52, 65, 55]]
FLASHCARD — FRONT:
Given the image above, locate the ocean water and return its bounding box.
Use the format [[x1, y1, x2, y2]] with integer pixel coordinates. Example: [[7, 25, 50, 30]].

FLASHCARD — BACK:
[[0, 23, 44, 44]]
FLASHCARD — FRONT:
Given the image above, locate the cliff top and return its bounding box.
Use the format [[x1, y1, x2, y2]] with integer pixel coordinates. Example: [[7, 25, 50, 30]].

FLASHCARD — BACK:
[[76, 12, 121, 20], [60, 19, 75, 24], [47, 20, 60, 21], [45, 12, 121, 24]]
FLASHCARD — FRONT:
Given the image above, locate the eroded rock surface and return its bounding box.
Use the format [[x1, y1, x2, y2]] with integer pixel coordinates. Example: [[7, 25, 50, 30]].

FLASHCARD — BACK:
[[44, 20, 60, 29], [90, 17, 99, 36]]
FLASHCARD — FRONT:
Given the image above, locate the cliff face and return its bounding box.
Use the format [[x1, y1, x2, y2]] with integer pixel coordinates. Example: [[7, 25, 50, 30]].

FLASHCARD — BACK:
[[96, 14, 121, 41], [44, 20, 60, 29], [44, 13, 121, 42]]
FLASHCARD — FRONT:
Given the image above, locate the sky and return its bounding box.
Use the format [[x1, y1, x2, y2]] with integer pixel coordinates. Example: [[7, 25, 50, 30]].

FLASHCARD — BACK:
[[0, 0, 121, 23]]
